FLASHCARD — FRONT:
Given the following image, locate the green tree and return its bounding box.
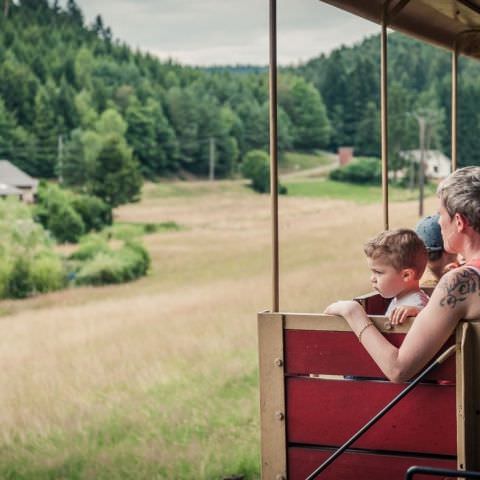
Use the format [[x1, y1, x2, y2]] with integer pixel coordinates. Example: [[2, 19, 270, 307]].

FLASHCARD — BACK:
[[0, 97, 16, 160], [0, 52, 38, 126], [74, 47, 94, 90], [32, 81, 59, 177], [281, 76, 330, 150], [75, 90, 98, 129], [91, 134, 142, 207], [95, 108, 127, 136], [355, 101, 380, 157], [127, 98, 179, 177], [241, 149, 286, 194], [457, 77, 480, 167]]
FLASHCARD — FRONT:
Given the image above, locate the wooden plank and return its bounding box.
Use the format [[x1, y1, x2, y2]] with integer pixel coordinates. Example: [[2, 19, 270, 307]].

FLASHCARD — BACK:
[[456, 322, 471, 470], [288, 446, 457, 480], [284, 330, 456, 381], [457, 321, 480, 471], [286, 377, 456, 455], [284, 312, 411, 334], [257, 312, 286, 480]]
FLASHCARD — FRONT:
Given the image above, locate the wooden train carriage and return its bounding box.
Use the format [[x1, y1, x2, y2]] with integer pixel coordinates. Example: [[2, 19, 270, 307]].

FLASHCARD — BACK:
[[260, 0, 480, 477], [258, 301, 480, 479]]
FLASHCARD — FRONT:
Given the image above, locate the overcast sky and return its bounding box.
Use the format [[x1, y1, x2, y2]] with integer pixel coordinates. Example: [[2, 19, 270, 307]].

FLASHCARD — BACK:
[[62, 0, 379, 66]]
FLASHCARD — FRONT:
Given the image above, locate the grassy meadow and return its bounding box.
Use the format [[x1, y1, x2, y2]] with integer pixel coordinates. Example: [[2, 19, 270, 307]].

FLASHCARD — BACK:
[[0, 178, 438, 479]]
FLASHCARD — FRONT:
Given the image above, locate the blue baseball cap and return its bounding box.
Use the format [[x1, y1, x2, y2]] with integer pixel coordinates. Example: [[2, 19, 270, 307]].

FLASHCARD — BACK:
[[415, 214, 443, 252]]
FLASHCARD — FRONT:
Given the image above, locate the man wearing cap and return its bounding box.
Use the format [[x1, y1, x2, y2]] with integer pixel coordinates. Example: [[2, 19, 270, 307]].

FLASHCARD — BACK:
[[415, 214, 459, 285]]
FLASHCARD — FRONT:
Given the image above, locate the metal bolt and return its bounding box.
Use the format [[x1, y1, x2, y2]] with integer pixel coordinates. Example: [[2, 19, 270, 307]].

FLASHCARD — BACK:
[[275, 411, 284, 421], [274, 357, 283, 367]]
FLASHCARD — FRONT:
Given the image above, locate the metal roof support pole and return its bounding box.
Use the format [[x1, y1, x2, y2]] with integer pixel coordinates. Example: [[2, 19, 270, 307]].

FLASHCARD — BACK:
[[381, 7, 389, 230], [269, 0, 279, 312], [452, 46, 458, 172]]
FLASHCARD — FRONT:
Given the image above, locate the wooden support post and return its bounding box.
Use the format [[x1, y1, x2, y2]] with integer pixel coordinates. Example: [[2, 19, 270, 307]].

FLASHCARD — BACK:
[[258, 312, 286, 479], [456, 321, 480, 471]]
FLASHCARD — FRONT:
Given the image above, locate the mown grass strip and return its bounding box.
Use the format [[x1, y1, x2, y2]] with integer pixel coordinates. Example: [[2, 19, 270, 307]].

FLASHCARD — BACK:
[[285, 179, 437, 203]]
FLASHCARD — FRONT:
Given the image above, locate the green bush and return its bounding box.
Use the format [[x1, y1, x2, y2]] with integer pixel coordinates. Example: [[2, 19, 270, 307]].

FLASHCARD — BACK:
[[47, 203, 85, 244], [71, 194, 113, 232], [0, 261, 13, 298], [75, 241, 150, 286], [30, 253, 65, 293], [75, 253, 124, 286], [241, 150, 287, 194], [69, 236, 110, 261], [5, 257, 33, 299], [329, 157, 381, 185], [122, 241, 151, 277], [35, 184, 112, 243]]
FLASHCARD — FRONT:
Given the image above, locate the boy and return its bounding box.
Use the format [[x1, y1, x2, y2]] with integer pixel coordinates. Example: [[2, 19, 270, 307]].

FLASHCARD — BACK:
[[364, 228, 429, 326], [415, 214, 460, 285]]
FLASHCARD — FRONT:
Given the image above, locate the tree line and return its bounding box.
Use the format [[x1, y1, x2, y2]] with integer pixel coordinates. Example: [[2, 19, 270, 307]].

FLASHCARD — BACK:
[[1, 0, 480, 206], [299, 33, 480, 169]]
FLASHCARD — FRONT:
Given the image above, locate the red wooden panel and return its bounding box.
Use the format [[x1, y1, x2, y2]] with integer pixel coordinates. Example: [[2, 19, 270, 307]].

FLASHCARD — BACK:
[[288, 447, 457, 480], [286, 377, 456, 455], [284, 330, 456, 381]]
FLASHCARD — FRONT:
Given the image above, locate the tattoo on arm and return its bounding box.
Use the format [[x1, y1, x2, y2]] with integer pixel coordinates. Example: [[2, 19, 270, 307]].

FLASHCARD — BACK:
[[439, 269, 480, 308]]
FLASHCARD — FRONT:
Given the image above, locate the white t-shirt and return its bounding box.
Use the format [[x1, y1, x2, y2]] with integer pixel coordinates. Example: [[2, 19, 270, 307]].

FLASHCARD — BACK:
[[385, 289, 430, 317]]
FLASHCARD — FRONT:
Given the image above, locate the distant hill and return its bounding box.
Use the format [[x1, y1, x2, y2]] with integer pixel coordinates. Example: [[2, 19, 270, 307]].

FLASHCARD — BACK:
[[295, 33, 480, 167]]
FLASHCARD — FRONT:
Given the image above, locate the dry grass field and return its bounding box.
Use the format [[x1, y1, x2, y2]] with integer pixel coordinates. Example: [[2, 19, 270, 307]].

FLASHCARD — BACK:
[[0, 180, 438, 479]]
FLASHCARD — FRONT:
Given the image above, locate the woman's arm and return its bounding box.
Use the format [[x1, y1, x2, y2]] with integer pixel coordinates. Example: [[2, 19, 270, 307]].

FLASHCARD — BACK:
[[325, 268, 473, 382]]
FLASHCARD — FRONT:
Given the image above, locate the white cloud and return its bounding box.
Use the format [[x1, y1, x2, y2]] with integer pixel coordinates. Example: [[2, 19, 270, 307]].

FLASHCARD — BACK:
[[63, 0, 379, 66]]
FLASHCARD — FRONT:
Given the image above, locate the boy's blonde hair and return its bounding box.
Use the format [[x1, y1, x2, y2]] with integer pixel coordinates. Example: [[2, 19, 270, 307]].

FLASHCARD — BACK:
[[364, 228, 427, 279]]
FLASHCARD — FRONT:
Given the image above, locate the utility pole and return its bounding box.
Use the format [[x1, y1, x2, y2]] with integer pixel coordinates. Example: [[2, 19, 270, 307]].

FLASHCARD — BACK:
[[3, 0, 9, 18], [417, 116, 426, 217], [209, 136, 215, 181]]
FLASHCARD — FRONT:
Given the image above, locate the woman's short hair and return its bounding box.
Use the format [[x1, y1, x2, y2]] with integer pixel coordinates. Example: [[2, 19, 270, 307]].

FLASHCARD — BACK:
[[437, 166, 480, 233]]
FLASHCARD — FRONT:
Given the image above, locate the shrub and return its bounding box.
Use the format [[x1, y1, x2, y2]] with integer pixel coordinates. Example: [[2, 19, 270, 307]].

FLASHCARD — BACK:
[[69, 236, 110, 261], [5, 257, 33, 299], [35, 184, 112, 242], [241, 150, 288, 194], [75, 252, 125, 286], [329, 157, 381, 185], [46, 203, 85, 244], [0, 261, 13, 298], [30, 253, 65, 293], [75, 241, 150, 286], [71, 194, 113, 232], [122, 241, 151, 276]]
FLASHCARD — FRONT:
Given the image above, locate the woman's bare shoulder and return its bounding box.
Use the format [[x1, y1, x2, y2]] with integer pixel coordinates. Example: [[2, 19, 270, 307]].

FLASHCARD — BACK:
[[431, 266, 480, 319]]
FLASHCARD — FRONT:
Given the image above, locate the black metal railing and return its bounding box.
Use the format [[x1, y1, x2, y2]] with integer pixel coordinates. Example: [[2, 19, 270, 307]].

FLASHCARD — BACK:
[[406, 466, 480, 479]]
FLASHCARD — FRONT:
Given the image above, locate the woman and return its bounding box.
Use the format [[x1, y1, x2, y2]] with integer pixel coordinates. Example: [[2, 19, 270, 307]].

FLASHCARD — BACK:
[[324, 166, 480, 382]]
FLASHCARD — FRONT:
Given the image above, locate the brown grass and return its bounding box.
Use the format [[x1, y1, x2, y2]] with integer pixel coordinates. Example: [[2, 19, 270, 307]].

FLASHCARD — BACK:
[[0, 181, 438, 476]]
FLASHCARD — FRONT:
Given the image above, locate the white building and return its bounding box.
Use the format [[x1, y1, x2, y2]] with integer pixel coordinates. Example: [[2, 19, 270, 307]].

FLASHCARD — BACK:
[[399, 150, 451, 179], [0, 160, 39, 202]]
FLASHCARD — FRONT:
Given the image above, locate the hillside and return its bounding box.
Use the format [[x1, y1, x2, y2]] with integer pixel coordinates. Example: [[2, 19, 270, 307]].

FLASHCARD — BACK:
[[1, 0, 480, 186]]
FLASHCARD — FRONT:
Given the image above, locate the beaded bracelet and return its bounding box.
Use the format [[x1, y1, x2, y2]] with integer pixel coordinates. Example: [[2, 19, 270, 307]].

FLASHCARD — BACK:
[[357, 320, 375, 343]]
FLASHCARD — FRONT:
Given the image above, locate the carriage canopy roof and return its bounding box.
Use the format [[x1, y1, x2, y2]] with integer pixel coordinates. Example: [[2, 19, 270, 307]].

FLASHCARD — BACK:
[[322, 0, 480, 60]]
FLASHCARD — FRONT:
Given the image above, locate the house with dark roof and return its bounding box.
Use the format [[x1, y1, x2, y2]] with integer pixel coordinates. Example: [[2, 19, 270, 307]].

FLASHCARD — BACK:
[[0, 160, 39, 202]]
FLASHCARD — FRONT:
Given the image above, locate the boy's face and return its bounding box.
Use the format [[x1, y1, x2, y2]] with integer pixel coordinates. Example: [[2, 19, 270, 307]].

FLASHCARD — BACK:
[[367, 256, 407, 299]]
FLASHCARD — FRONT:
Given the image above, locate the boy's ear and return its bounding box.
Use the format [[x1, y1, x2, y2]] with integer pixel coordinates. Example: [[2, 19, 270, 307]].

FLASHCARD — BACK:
[[402, 268, 415, 282]]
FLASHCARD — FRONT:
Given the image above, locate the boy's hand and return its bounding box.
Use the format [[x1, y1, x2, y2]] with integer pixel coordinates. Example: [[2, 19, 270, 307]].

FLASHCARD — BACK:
[[324, 300, 363, 318], [388, 305, 421, 325]]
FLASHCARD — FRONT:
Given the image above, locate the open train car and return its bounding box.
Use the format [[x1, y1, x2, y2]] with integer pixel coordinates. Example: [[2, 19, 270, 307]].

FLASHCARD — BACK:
[[258, 1, 480, 478]]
